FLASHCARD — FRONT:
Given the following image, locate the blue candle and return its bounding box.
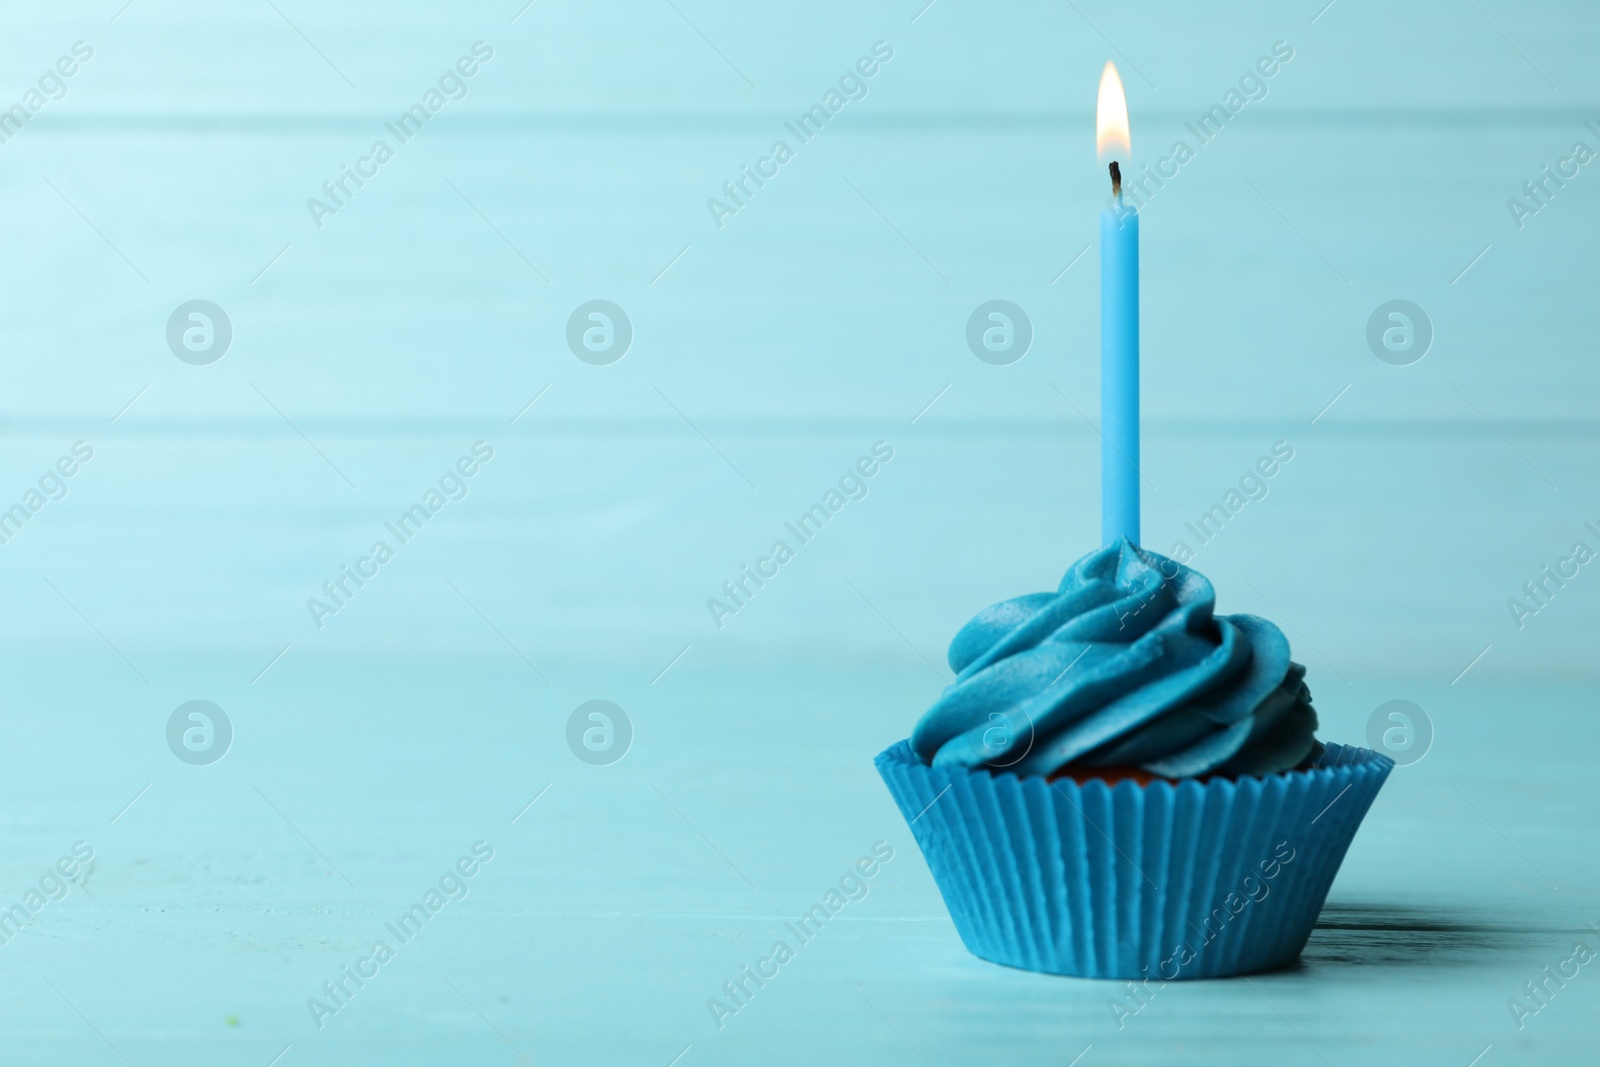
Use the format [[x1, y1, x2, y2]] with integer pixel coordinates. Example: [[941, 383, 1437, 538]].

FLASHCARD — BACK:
[[1100, 192, 1139, 545], [1097, 62, 1138, 546]]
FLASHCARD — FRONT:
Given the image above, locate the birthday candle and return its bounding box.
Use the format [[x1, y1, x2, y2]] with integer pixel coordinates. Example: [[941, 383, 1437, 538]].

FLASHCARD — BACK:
[[1097, 61, 1139, 547]]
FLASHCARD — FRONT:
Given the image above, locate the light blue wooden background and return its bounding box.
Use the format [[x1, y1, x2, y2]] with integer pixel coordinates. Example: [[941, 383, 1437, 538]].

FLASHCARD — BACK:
[[0, 1, 1596, 1063]]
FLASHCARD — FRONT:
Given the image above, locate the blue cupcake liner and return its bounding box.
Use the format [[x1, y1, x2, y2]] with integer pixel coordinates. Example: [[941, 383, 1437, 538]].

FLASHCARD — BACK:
[[876, 740, 1391, 979]]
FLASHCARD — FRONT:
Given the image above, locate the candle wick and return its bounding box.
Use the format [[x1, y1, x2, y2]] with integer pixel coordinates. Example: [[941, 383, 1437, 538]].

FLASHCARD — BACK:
[[1108, 161, 1122, 199]]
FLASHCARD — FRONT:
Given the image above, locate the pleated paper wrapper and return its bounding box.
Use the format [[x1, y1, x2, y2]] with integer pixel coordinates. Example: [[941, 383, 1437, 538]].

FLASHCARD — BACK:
[[876, 740, 1391, 978]]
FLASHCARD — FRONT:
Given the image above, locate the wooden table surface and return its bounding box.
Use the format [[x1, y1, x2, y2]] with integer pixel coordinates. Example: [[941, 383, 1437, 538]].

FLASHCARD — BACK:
[[0, 1, 1596, 1063]]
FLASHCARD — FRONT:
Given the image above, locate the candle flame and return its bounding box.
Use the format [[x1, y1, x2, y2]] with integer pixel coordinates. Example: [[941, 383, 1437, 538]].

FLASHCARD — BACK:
[[1096, 61, 1130, 160]]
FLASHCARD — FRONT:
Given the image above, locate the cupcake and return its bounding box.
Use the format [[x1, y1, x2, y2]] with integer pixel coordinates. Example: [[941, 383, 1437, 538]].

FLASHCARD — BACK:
[[876, 539, 1390, 979]]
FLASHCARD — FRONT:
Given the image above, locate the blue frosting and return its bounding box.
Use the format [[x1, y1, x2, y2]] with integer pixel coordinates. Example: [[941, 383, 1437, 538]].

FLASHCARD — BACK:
[[911, 540, 1319, 779]]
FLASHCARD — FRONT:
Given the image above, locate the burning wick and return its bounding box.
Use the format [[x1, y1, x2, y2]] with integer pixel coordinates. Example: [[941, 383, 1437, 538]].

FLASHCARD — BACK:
[[1108, 161, 1122, 198]]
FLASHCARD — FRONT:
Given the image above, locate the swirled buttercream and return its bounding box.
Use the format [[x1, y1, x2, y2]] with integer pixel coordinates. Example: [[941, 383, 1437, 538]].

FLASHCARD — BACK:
[[911, 540, 1318, 778]]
